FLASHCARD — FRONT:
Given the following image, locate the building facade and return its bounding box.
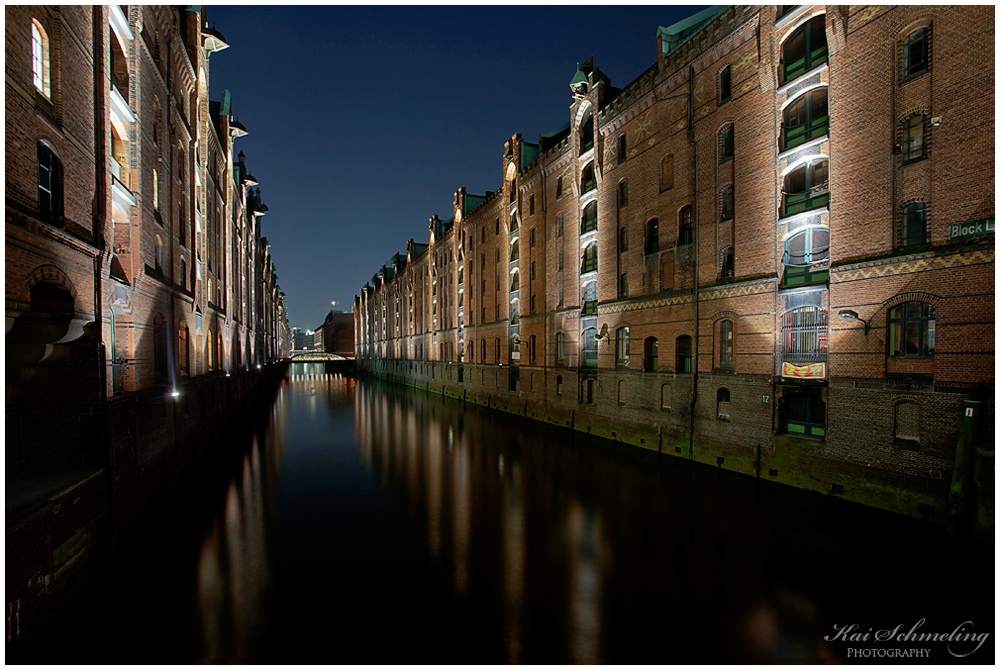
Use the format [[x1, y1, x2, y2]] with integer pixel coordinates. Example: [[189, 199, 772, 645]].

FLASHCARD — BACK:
[[356, 5, 994, 524], [6, 5, 289, 639]]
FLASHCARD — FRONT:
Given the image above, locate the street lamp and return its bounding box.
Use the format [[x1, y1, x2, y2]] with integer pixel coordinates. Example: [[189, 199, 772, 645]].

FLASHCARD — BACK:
[[837, 309, 870, 335]]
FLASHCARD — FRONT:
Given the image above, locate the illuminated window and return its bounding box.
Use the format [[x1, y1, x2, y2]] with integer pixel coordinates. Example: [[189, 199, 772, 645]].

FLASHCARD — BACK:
[[900, 114, 926, 164], [31, 20, 51, 97], [888, 302, 935, 358], [616, 327, 629, 369], [782, 87, 828, 151], [782, 158, 829, 217], [719, 320, 734, 368], [781, 15, 827, 85]]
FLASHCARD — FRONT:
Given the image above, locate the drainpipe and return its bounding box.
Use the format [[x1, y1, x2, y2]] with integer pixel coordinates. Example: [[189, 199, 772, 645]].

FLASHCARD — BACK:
[[687, 64, 699, 461]]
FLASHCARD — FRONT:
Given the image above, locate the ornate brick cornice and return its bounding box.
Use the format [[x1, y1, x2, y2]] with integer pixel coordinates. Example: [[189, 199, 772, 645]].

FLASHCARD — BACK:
[[832, 248, 994, 282]]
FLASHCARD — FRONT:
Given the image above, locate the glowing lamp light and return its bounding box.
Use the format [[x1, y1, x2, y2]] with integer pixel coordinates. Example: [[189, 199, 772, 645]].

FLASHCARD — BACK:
[[837, 309, 870, 335], [170, 390, 180, 399]]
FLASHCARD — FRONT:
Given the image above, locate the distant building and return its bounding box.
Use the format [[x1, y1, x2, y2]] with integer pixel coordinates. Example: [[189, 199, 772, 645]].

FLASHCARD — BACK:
[[322, 311, 356, 357], [355, 5, 995, 524]]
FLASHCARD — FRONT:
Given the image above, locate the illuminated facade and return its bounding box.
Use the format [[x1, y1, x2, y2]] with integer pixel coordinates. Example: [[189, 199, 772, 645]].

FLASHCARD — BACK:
[[356, 5, 994, 522]]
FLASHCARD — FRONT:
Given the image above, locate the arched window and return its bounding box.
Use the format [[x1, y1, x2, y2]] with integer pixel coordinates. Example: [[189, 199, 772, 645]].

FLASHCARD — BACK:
[[678, 207, 693, 245], [901, 27, 929, 80], [660, 383, 671, 409], [510, 298, 519, 325], [556, 374, 564, 395], [717, 388, 731, 420], [720, 247, 735, 279], [217, 331, 224, 372], [510, 269, 519, 292], [899, 201, 928, 248], [494, 337, 501, 363], [719, 320, 734, 368], [782, 87, 829, 151], [556, 332, 566, 362], [645, 218, 659, 255], [895, 402, 920, 447], [719, 124, 734, 163], [31, 20, 51, 97], [582, 328, 598, 368], [617, 379, 626, 405], [618, 134, 627, 163], [781, 391, 826, 438], [783, 226, 830, 286], [644, 336, 658, 372], [581, 378, 595, 404], [888, 302, 935, 358], [582, 243, 598, 274], [581, 200, 597, 233], [510, 240, 519, 262], [582, 280, 597, 315], [718, 65, 732, 105], [676, 335, 692, 373], [619, 225, 629, 253], [111, 123, 130, 190], [618, 180, 628, 208], [154, 234, 163, 273], [579, 107, 594, 155], [37, 142, 62, 222], [782, 157, 829, 217], [900, 113, 927, 164], [480, 338, 486, 363], [529, 335, 537, 364], [581, 162, 596, 194], [780, 15, 828, 85], [616, 327, 630, 369], [510, 334, 520, 363]]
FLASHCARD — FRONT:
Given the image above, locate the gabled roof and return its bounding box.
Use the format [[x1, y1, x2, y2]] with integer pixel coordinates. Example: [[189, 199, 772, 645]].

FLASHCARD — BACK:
[[657, 6, 727, 57]]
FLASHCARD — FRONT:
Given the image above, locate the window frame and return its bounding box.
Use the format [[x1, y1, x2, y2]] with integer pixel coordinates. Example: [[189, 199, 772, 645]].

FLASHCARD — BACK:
[[720, 184, 734, 221], [616, 326, 630, 369], [781, 87, 829, 152], [718, 65, 732, 105], [719, 124, 734, 163], [644, 218, 659, 255], [31, 20, 52, 98], [901, 27, 930, 81], [888, 301, 935, 359], [900, 113, 927, 164], [780, 14, 828, 85], [899, 201, 928, 248], [782, 225, 830, 287]]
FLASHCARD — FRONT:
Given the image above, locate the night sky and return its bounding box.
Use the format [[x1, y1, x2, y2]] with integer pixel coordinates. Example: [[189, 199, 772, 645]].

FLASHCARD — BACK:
[[207, 5, 708, 330]]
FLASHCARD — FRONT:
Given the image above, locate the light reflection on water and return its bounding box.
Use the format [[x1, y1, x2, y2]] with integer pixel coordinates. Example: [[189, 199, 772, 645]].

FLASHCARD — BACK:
[[187, 367, 992, 663]]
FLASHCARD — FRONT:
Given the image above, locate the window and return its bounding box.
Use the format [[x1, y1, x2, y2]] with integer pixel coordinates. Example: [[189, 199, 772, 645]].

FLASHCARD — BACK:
[[678, 207, 693, 245], [581, 378, 595, 404], [580, 108, 594, 154], [179, 205, 187, 246], [619, 226, 628, 253], [720, 247, 734, 279], [480, 338, 486, 362], [530, 294, 536, 314], [719, 320, 734, 368], [781, 391, 825, 438], [529, 335, 537, 364], [582, 243, 598, 274], [510, 240, 519, 262], [782, 307, 828, 366], [495, 337, 501, 363], [895, 402, 920, 447], [899, 202, 927, 248], [37, 142, 62, 222], [178, 324, 189, 374], [556, 176, 563, 199], [111, 124, 130, 190], [582, 280, 597, 315], [888, 302, 935, 358], [530, 228, 536, 247], [496, 248, 501, 263], [557, 374, 563, 395], [618, 180, 628, 208], [581, 162, 596, 194], [660, 383, 670, 409], [616, 327, 630, 369], [721, 185, 734, 221], [676, 335, 692, 373], [582, 328, 598, 368], [530, 261, 536, 280], [618, 134, 627, 163], [783, 226, 830, 286], [644, 337, 658, 372], [495, 218, 500, 236], [782, 158, 829, 217], [179, 258, 187, 290], [902, 27, 929, 80], [618, 272, 628, 299], [782, 87, 829, 151], [529, 194, 535, 215], [154, 235, 163, 273], [557, 213, 564, 236], [556, 332, 565, 362], [32, 20, 51, 97], [645, 219, 659, 255], [558, 249, 564, 270], [558, 288, 564, 307], [900, 114, 926, 164], [581, 201, 597, 233], [719, 65, 731, 105], [719, 124, 734, 163], [153, 168, 160, 210], [495, 304, 500, 321], [660, 154, 674, 191], [780, 15, 828, 85], [510, 270, 519, 292], [717, 388, 731, 420], [617, 380, 626, 404]]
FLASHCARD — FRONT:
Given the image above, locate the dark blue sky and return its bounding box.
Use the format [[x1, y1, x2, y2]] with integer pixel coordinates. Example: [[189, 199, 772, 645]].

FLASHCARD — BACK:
[[207, 5, 707, 329]]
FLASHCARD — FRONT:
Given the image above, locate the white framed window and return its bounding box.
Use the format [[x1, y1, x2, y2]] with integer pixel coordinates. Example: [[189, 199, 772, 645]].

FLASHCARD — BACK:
[[31, 20, 51, 97]]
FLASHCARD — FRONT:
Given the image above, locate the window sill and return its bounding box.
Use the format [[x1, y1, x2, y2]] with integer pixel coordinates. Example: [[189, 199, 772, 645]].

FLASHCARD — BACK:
[[777, 134, 828, 161], [777, 62, 829, 95], [899, 69, 930, 86], [900, 155, 927, 167]]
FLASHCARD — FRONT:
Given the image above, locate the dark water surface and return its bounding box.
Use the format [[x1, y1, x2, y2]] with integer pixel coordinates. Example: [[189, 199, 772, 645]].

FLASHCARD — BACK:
[[14, 364, 994, 663]]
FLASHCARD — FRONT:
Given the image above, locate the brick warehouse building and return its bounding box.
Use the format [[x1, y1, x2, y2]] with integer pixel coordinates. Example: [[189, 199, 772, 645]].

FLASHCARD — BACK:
[[356, 6, 994, 528], [6, 5, 289, 639]]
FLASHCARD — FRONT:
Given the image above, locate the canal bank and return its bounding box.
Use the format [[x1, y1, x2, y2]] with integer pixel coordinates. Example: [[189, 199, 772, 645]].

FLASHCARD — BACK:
[[5, 361, 289, 646], [359, 359, 994, 537]]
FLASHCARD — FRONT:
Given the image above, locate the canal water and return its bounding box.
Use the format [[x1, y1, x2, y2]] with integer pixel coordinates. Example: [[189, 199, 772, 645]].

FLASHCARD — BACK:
[[15, 363, 993, 663]]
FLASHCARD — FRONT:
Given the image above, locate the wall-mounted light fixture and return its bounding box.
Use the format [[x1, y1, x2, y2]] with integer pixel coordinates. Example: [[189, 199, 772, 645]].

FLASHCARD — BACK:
[[837, 309, 870, 335]]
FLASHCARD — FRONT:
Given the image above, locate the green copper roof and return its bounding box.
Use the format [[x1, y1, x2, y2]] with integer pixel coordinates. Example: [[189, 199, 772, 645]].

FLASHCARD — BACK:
[[219, 89, 231, 117], [412, 243, 429, 258], [463, 194, 487, 215], [520, 143, 539, 170], [657, 6, 727, 57], [569, 68, 588, 87]]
